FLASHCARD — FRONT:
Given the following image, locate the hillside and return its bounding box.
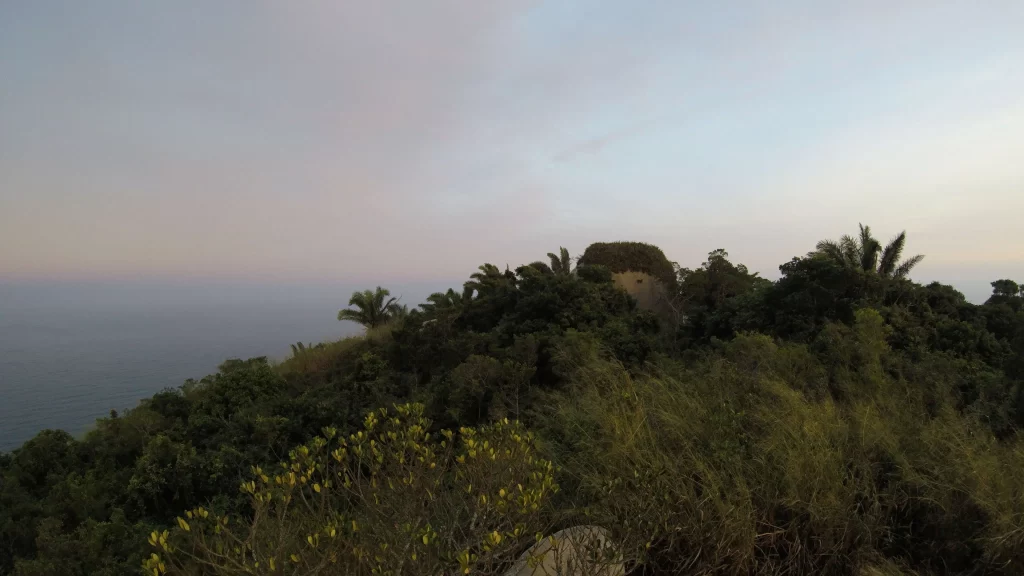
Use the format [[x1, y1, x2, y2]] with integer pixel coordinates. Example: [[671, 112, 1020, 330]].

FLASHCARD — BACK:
[[2, 230, 1023, 575]]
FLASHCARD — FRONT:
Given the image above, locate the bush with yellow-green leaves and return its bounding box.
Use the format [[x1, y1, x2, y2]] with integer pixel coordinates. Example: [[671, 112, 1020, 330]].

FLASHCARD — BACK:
[[144, 403, 558, 576]]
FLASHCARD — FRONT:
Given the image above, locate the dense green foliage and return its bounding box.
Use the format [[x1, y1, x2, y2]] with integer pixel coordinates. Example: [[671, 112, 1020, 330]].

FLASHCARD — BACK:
[[2, 229, 1023, 575]]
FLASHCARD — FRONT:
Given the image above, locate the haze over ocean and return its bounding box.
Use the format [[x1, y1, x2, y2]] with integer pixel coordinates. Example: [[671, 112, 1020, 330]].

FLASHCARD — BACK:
[[0, 280, 448, 452]]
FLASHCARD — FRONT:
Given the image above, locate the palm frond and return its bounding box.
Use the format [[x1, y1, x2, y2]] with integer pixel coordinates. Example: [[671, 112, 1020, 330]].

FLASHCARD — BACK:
[[818, 224, 924, 280], [816, 240, 846, 263], [860, 238, 880, 273], [858, 224, 873, 253], [544, 249, 570, 274], [559, 247, 572, 274], [878, 231, 907, 277], [424, 291, 446, 305], [347, 289, 369, 308], [547, 253, 561, 272], [892, 254, 924, 279], [467, 263, 513, 297], [339, 286, 399, 328], [531, 261, 554, 275], [337, 308, 367, 324], [470, 264, 501, 282], [387, 302, 408, 320], [838, 235, 860, 268]]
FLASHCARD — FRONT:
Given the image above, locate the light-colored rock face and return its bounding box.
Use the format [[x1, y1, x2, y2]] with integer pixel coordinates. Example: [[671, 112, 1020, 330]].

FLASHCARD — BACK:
[[612, 271, 665, 312], [503, 525, 625, 576]]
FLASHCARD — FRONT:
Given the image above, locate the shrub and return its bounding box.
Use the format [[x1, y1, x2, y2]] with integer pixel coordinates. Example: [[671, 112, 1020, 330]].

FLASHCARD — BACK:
[[541, 335, 1024, 575], [145, 403, 558, 576]]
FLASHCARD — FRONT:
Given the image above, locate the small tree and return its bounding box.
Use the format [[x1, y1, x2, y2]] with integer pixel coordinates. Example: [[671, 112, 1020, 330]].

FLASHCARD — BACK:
[[338, 287, 403, 329], [991, 279, 1021, 299]]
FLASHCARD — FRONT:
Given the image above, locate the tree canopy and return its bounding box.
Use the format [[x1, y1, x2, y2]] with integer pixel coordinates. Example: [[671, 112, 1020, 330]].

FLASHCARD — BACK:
[[816, 223, 925, 279]]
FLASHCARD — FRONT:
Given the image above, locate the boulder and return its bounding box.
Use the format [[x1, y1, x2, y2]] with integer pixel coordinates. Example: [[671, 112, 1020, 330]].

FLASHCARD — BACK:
[[503, 525, 624, 576], [611, 271, 667, 312]]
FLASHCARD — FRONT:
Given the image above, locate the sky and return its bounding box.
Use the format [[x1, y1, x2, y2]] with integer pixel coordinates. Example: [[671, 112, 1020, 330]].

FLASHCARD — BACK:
[[2, 1, 1022, 302]]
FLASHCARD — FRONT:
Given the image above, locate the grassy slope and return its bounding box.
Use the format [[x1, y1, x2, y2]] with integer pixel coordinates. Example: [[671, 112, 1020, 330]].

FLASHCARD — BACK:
[[535, 318, 1024, 574]]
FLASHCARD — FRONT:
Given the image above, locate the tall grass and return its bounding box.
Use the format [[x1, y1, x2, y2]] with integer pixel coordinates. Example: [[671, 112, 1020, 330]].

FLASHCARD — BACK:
[[276, 315, 399, 379], [275, 321, 396, 379], [275, 338, 362, 377], [537, 318, 1024, 574]]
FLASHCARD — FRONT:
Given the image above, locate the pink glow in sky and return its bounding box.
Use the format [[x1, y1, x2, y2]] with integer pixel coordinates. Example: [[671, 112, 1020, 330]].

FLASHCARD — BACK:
[[2, 1, 1022, 297]]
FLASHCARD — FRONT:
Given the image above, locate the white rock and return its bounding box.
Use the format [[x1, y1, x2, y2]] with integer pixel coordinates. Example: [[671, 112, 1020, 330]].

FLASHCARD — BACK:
[[503, 525, 625, 576]]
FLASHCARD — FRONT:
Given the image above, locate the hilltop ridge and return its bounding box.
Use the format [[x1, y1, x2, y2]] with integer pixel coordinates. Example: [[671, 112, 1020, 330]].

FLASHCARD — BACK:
[[2, 229, 1023, 575]]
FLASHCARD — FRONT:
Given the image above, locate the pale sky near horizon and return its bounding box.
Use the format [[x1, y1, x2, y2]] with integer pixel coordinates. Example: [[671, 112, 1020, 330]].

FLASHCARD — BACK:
[[2, 1, 1022, 302]]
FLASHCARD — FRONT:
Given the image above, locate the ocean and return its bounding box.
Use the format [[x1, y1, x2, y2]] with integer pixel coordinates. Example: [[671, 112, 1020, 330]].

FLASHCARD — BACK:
[[0, 280, 444, 453]]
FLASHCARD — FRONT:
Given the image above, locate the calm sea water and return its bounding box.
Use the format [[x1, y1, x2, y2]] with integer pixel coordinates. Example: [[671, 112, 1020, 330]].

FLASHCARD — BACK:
[[0, 281, 450, 452]]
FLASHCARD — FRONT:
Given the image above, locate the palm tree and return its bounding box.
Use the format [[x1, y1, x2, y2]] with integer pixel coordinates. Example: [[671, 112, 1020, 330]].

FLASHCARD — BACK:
[[338, 287, 403, 328], [389, 303, 410, 322], [420, 287, 473, 314], [547, 247, 573, 275], [289, 342, 323, 356], [877, 231, 925, 279], [816, 224, 924, 279], [464, 263, 515, 298], [815, 224, 876, 272]]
